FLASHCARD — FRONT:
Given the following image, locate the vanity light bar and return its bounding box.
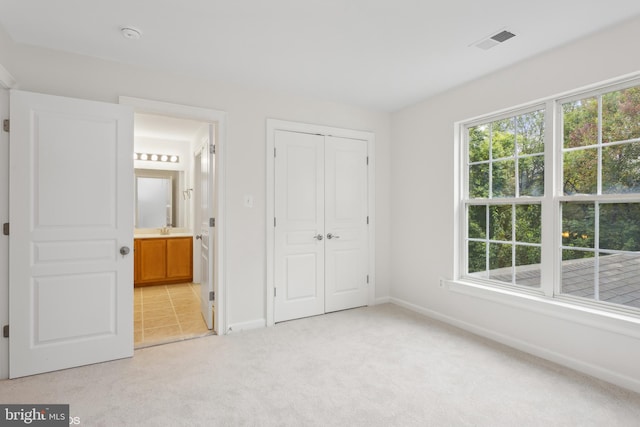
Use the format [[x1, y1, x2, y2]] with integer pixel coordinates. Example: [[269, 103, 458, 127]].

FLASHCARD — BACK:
[[134, 152, 179, 163]]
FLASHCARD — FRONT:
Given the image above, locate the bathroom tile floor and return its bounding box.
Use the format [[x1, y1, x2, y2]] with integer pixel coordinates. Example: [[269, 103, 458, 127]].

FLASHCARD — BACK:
[[134, 283, 211, 348]]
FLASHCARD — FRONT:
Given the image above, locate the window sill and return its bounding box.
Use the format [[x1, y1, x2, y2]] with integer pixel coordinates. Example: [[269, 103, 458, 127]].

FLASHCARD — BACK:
[[447, 279, 640, 340]]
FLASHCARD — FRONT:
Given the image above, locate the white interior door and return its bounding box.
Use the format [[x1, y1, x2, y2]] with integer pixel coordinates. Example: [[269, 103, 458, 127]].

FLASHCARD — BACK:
[[199, 130, 215, 330], [0, 86, 9, 380], [324, 136, 369, 312], [9, 90, 134, 378], [274, 130, 325, 322]]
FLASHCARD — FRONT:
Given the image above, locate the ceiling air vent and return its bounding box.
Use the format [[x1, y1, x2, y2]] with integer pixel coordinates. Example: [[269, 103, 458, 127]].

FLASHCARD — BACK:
[[472, 29, 516, 50]]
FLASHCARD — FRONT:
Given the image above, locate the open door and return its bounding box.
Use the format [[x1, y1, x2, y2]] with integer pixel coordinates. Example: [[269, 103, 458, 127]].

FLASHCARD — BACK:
[[9, 90, 134, 378], [198, 125, 216, 330]]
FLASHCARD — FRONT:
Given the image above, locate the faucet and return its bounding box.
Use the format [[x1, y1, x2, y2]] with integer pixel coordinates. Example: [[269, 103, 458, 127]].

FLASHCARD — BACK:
[[159, 226, 172, 235]]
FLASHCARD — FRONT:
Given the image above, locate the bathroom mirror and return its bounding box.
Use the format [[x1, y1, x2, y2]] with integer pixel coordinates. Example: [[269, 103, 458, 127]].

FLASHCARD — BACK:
[[135, 169, 183, 228]]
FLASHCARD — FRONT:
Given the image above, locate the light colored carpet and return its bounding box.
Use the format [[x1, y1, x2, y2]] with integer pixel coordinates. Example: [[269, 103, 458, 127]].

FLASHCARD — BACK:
[[1, 303, 639, 426]]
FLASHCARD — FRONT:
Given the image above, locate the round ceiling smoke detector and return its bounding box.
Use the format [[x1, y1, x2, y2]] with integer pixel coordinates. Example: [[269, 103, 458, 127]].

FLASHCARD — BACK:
[[121, 27, 142, 40]]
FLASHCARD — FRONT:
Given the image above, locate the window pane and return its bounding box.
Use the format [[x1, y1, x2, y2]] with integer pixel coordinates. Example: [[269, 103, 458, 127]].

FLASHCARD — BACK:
[[492, 160, 515, 197], [515, 204, 541, 244], [599, 203, 640, 251], [468, 205, 486, 239], [491, 118, 515, 159], [515, 245, 541, 288], [563, 148, 597, 195], [469, 163, 489, 198], [562, 203, 595, 249], [599, 252, 640, 309], [561, 250, 595, 298], [468, 241, 486, 274], [602, 86, 640, 143], [489, 243, 512, 282], [519, 156, 544, 196], [469, 125, 490, 162], [489, 205, 512, 241], [602, 142, 640, 194], [516, 110, 545, 155], [562, 97, 598, 149]]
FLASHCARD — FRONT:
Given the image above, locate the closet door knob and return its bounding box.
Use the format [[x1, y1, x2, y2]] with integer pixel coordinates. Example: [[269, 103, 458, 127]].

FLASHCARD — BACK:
[[314, 234, 323, 241], [196, 234, 202, 240], [326, 233, 340, 239]]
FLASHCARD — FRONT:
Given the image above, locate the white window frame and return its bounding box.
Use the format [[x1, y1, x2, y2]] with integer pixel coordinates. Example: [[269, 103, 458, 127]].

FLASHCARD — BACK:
[[456, 75, 640, 318]]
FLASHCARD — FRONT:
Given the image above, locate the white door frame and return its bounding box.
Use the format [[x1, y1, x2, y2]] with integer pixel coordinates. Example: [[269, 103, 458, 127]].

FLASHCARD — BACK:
[[0, 63, 15, 379], [120, 96, 228, 335], [265, 119, 376, 326]]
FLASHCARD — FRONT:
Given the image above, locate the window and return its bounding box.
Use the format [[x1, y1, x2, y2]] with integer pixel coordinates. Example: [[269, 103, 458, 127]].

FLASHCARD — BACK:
[[461, 78, 640, 314], [465, 108, 545, 289]]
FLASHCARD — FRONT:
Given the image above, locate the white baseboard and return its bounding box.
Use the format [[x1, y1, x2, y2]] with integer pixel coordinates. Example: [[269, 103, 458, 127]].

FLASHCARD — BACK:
[[227, 318, 266, 334], [374, 296, 391, 305], [389, 297, 640, 394]]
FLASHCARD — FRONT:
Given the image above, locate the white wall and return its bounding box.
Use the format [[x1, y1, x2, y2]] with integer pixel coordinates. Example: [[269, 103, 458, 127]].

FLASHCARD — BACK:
[[0, 27, 391, 330], [390, 16, 640, 392]]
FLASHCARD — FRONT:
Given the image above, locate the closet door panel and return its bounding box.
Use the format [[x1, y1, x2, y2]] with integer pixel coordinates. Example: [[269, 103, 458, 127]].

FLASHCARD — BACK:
[[274, 131, 325, 322], [324, 136, 368, 313]]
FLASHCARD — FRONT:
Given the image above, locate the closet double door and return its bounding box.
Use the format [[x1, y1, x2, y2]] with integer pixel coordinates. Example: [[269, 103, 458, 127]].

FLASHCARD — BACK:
[[274, 130, 369, 323]]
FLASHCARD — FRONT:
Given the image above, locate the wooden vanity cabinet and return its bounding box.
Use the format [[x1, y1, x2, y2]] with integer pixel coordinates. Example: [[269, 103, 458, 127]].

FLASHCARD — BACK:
[[134, 236, 193, 286]]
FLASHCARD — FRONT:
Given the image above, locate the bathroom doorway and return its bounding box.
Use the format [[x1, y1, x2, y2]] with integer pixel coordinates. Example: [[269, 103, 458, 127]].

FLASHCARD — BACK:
[[122, 97, 227, 347]]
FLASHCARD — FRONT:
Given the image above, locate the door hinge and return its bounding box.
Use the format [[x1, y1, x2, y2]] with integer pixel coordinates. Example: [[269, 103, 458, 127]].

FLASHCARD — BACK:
[[367, 275, 369, 284], [209, 217, 215, 227], [366, 156, 369, 165], [2, 325, 8, 338], [209, 291, 215, 301], [2, 119, 8, 133], [274, 217, 276, 227], [2, 223, 8, 236], [366, 216, 369, 225], [274, 287, 277, 297], [274, 147, 276, 157], [210, 144, 215, 154]]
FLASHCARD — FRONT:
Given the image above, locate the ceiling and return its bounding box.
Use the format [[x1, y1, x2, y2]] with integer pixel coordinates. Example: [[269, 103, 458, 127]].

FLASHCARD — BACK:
[[1, 1, 640, 112]]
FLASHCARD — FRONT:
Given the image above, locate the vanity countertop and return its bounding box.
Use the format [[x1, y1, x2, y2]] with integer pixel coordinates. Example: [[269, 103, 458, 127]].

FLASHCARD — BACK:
[[134, 232, 193, 239]]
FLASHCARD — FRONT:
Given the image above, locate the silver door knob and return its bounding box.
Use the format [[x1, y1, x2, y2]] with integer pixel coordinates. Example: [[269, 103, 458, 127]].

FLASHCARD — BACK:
[[326, 233, 340, 239], [119, 246, 130, 256], [196, 234, 202, 240], [314, 234, 323, 241]]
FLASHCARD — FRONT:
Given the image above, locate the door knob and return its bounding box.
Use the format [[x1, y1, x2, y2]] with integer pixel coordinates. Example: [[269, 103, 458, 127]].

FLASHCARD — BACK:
[[119, 246, 130, 257], [326, 233, 340, 239], [314, 234, 323, 241], [196, 234, 202, 240]]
